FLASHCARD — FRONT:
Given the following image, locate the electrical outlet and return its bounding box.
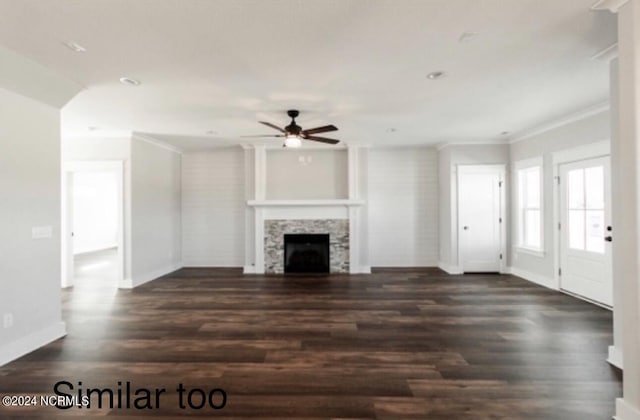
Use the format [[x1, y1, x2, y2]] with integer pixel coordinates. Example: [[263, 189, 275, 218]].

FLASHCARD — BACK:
[[3, 313, 13, 329]]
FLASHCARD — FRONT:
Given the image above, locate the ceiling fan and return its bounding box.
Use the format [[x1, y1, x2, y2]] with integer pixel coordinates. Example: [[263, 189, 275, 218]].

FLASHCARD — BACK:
[[244, 110, 340, 148]]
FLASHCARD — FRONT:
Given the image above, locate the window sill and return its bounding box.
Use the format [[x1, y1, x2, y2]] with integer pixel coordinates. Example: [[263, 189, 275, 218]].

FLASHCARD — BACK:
[[516, 247, 546, 258]]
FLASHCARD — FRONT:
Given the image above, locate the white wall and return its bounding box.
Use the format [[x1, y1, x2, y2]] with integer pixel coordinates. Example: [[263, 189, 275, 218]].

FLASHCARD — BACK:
[[130, 136, 182, 286], [62, 136, 131, 161], [182, 147, 245, 266], [438, 147, 454, 271], [356, 148, 370, 269], [509, 110, 610, 283], [0, 87, 66, 365], [368, 147, 439, 267], [266, 149, 348, 199], [438, 144, 510, 273], [72, 171, 119, 254]]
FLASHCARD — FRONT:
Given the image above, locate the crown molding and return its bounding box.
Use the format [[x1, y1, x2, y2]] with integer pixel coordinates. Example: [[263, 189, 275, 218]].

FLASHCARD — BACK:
[[436, 140, 509, 151], [347, 143, 371, 149], [591, 43, 619, 61], [132, 132, 183, 154], [591, 0, 629, 13], [62, 130, 133, 141], [509, 101, 610, 144]]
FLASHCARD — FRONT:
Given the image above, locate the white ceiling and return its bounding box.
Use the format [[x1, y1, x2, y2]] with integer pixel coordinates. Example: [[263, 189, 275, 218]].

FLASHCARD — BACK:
[[0, 0, 616, 150]]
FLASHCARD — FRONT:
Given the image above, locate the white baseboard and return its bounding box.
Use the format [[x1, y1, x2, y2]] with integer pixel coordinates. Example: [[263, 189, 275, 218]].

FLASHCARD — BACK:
[[244, 265, 371, 274], [615, 399, 640, 420], [509, 266, 558, 290], [0, 322, 66, 366], [608, 345, 623, 369], [123, 263, 183, 289], [438, 261, 463, 275], [120, 277, 133, 288], [349, 265, 371, 274]]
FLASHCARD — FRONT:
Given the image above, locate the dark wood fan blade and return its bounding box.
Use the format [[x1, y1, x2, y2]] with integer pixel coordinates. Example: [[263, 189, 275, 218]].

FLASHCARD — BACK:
[[259, 121, 286, 133], [240, 134, 285, 138], [302, 125, 338, 135], [304, 135, 340, 145]]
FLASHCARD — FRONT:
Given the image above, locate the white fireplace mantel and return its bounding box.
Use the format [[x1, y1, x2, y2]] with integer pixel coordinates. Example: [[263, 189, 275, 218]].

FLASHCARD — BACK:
[[248, 199, 363, 221], [243, 146, 370, 275]]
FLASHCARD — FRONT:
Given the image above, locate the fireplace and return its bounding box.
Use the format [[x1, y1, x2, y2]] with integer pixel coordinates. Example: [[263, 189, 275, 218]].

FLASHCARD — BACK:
[[263, 219, 349, 274], [284, 233, 330, 274]]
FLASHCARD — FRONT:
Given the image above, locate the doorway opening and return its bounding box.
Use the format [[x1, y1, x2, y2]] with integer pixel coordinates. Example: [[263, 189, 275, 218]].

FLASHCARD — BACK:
[[61, 161, 124, 289]]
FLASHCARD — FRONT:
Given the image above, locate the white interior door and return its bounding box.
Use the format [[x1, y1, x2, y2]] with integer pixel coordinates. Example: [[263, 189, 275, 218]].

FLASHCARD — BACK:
[[559, 156, 612, 306], [458, 165, 504, 273]]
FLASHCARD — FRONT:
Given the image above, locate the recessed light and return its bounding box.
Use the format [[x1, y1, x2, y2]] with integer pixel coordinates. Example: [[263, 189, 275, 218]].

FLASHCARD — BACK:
[[119, 77, 141, 86], [62, 41, 86, 53], [427, 71, 445, 80], [459, 32, 478, 43]]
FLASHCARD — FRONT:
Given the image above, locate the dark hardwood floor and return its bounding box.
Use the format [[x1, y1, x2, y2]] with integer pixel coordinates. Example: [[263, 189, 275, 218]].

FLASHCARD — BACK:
[[0, 268, 622, 419]]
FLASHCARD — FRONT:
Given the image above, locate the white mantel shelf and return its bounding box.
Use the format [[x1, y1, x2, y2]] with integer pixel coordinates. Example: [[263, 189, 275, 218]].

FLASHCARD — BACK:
[[247, 199, 364, 207]]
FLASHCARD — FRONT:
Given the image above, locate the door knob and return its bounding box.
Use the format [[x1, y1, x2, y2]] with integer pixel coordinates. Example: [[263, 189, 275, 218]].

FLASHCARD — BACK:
[[604, 236, 613, 242], [463, 226, 469, 230]]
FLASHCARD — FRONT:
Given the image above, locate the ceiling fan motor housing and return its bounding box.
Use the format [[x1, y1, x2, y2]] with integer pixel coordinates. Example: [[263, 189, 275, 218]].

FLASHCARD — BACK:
[[285, 110, 301, 135]]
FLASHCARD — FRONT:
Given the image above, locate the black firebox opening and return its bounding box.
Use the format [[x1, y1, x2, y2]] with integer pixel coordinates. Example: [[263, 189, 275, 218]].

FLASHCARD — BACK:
[[284, 234, 330, 274]]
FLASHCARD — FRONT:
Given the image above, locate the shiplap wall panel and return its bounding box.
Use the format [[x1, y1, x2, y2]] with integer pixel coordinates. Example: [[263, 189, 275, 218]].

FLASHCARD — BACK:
[[266, 149, 348, 199], [368, 147, 438, 266], [182, 148, 245, 266]]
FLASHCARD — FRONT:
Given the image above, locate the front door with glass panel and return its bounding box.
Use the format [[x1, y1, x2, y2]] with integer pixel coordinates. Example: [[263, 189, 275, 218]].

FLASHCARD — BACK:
[[559, 156, 612, 306]]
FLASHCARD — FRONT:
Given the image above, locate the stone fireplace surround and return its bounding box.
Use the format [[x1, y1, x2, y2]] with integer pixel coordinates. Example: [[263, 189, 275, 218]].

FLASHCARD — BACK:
[[246, 199, 366, 274], [265, 219, 349, 274]]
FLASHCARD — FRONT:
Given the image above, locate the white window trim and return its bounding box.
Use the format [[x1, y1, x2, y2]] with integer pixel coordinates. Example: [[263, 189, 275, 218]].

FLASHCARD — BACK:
[[516, 246, 546, 258], [515, 156, 544, 253]]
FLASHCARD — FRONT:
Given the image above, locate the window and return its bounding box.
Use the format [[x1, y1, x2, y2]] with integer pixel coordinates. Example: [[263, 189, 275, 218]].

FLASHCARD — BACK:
[[516, 158, 543, 252], [567, 165, 605, 254]]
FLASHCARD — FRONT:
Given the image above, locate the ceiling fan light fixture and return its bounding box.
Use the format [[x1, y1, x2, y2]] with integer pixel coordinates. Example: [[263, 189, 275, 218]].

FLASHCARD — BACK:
[[427, 71, 445, 80], [119, 77, 141, 86], [62, 41, 87, 53], [284, 134, 302, 148]]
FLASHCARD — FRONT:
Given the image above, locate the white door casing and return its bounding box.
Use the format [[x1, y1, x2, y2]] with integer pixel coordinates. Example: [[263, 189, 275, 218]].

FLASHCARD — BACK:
[[457, 165, 505, 273]]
